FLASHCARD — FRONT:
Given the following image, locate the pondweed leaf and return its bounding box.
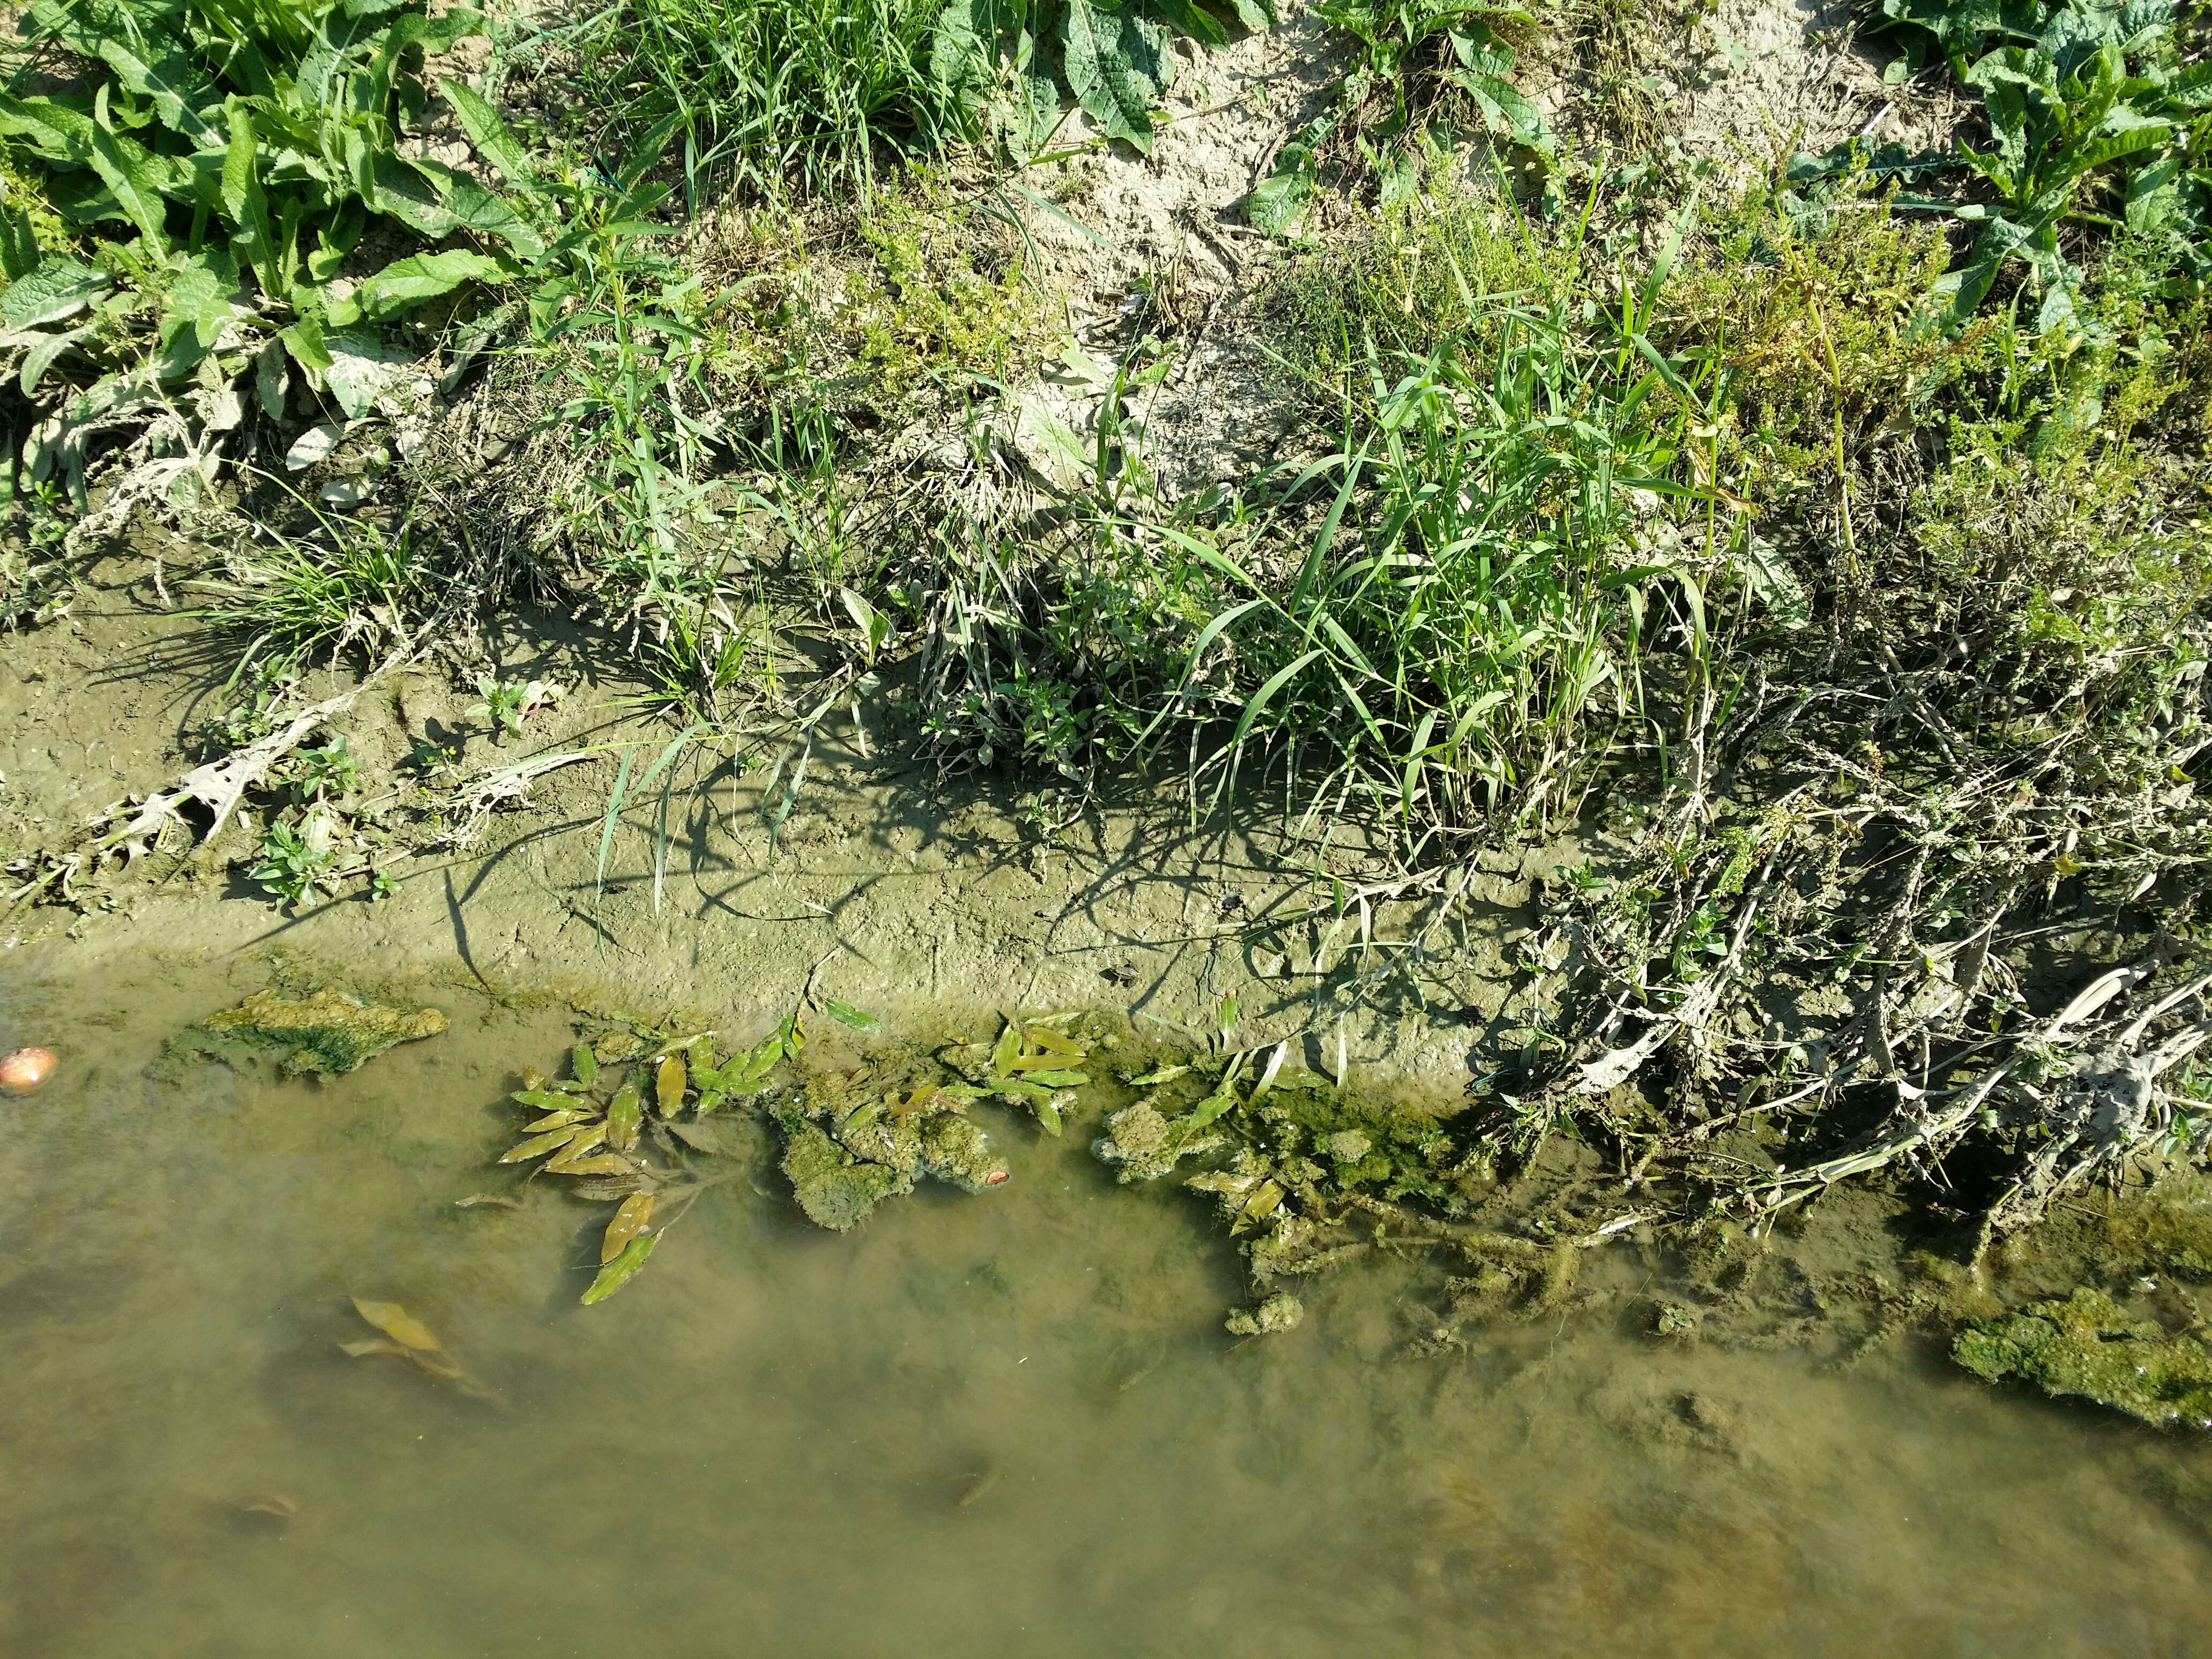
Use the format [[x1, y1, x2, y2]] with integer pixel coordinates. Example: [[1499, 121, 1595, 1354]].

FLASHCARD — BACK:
[[606, 1083, 642, 1151], [1217, 993, 1239, 1035], [511, 1089, 576, 1110], [501, 1126, 582, 1163], [991, 1022, 1022, 1076], [1024, 1024, 1085, 1057], [582, 1233, 657, 1304], [1036, 1101, 1064, 1136], [554, 1153, 637, 1177], [1021, 1068, 1089, 1088], [601, 1192, 655, 1262], [654, 1054, 686, 1118], [571, 1043, 597, 1086], [823, 999, 880, 1033], [546, 1125, 608, 1169], [340, 1337, 413, 1358], [570, 1175, 647, 1199], [454, 1193, 524, 1209], [351, 1298, 443, 1352], [523, 1109, 589, 1133]]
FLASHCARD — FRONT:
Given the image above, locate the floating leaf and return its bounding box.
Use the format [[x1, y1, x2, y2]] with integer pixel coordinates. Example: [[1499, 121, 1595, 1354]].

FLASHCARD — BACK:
[[546, 1125, 608, 1169], [500, 1126, 582, 1163], [554, 1153, 637, 1177], [1024, 1023, 1085, 1057], [511, 1089, 576, 1110], [351, 1298, 443, 1352], [823, 999, 880, 1033], [1036, 1101, 1064, 1136], [654, 1054, 686, 1118], [522, 1109, 588, 1133], [571, 1043, 597, 1086], [454, 1193, 523, 1209], [600, 1192, 655, 1262], [606, 1083, 641, 1151], [582, 1232, 657, 1304], [518, 1065, 548, 1092], [1021, 1068, 1089, 1088], [991, 1022, 1022, 1077]]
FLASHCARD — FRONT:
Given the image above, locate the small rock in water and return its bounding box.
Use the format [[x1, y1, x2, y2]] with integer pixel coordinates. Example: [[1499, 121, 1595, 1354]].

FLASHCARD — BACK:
[[0, 1046, 56, 1094]]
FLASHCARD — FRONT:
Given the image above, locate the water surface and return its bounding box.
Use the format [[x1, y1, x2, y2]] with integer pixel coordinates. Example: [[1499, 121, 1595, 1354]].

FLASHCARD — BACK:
[[4, 959, 2209, 1656]]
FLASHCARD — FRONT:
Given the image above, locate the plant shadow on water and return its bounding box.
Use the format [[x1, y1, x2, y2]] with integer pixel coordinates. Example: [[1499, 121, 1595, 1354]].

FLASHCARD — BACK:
[[5, 960, 2212, 1657]]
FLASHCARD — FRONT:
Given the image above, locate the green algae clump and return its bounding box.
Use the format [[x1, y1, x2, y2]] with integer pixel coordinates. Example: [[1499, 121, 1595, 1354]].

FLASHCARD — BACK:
[[171, 989, 447, 1077], [779, 1116, 914, 1232], [1225, 1292, 1304, 1336], [1953, 1287, 2212, 1431], [773, 1071, 1009, 1232]]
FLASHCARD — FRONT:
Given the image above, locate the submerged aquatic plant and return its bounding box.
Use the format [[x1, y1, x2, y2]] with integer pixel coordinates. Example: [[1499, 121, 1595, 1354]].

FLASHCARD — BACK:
[[169, 988, 448, 1077], [1954, 1287, 2212, 1432]]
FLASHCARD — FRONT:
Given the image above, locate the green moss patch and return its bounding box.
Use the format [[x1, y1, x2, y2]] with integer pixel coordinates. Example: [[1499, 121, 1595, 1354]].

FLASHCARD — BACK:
[[169, 989, 447, 1077], [1954, 1288, 2212, 1432]]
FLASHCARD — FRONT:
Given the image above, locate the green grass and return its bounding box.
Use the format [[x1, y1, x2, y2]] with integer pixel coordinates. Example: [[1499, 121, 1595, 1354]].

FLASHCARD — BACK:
[[579, 0, 968, 199]]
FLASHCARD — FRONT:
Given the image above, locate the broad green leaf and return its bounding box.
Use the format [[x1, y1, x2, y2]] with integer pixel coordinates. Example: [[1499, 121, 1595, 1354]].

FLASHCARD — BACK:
[[0, 258, 111, 330], [438, 78, 537, 192], [1062, 0, 1165, 152], [1247, 151, 1314, 234], [281, 312, 332, 372], [824, 999, 880, 1033], [930, 0, 997, 97], [19, 326, 89, 396], [85, 91, 171, 254], [572, 1043, 598, 1086], [222, 103, 278, 296], [439, 176, 541, 258], [340, 248, 504, 322], [581, 1232, 657, 1304], [368, 153, 460, 238]]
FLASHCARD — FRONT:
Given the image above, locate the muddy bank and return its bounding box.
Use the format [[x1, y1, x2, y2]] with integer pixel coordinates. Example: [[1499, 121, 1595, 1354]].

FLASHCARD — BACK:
[[0, 537, 1552, 1102]]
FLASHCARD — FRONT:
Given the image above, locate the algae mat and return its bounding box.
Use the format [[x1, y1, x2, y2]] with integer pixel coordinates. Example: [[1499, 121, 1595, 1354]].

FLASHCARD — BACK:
[[5, 958, 2212, 1657]]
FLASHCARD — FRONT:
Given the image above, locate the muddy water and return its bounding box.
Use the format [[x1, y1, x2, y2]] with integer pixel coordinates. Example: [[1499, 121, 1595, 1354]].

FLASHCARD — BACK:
[[5, 961, 2212, 1657]]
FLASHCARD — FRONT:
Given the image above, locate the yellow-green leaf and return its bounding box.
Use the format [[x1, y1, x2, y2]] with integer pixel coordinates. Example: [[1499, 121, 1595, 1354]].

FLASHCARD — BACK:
[[571, 1043, 597, 1085], [1024, 1023, 1085, 1056], [545, 1125, 607, 1169], [606, 1083, 641, 1151], [654, 1055, 686, 1118], [351, 1298, 442, 1352], [600, 1192, 655, 1262], [522, 1110, 587, 1134], [339, 1336, 411, 1358], [582, 1233, 657, 1304], [500, 1126, 581, 1163], [991, 1021, 1022, 1076]]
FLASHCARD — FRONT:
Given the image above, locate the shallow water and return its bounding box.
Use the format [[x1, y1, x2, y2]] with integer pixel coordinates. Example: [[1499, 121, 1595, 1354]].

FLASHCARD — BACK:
[[5, 959, 2212, 1658]]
